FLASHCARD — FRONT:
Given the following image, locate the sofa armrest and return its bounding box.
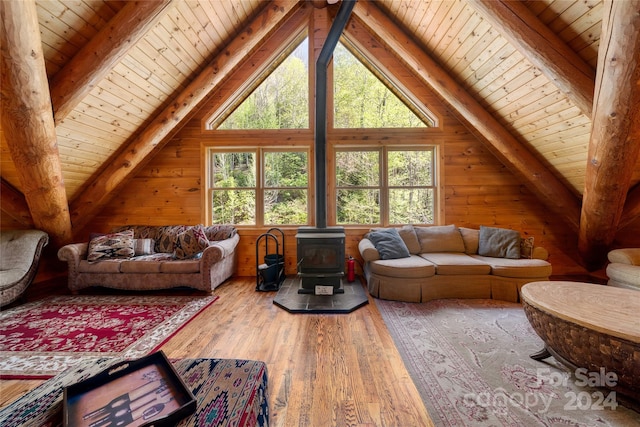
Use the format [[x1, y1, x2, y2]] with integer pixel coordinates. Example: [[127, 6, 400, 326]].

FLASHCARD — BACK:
[[202, 233, 240, 264], [608, 248, 640, 266], [359, 238, 380, 262], [58, 243, 88, 265], [532, 246, 549, 261]]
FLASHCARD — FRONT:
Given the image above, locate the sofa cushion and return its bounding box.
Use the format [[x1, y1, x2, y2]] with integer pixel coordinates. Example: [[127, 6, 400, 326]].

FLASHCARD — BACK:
[[478, 226, 521, 259], [368, 255, 435, 279], [415, 225, 465, 253], [156, 226, 190, 253], [160, 260, 200, 273], [119, 260, 162, 273], [87, 230, 134, 263], [204, 225, 237, 241], [78, 259, 122, 273], [367, 228, 410, 260], [174, 225, 210, 259], [471, 255, 552, 278], [459, 227, 479, 254], [398, 225, 421, 254], [420, 253, 491, 275]]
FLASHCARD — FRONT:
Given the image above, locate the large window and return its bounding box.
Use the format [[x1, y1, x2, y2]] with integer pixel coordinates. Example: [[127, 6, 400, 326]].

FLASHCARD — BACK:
[[335, 147, 436, 225], [208, 148, 309, 226]]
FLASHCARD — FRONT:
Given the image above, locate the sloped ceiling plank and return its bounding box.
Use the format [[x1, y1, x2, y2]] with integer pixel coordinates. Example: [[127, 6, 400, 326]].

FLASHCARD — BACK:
[[0, 180, 33, 227], [0, 0, 72, 246], [69, 0, 301, 231], [49, 0, 173, 124], [578, 0, 640, 269], [353, 0, 582, 231], [468, 0, 595, 117]]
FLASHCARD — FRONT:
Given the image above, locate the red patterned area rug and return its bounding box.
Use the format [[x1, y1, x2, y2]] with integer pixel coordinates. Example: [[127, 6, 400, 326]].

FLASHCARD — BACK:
[[0, 295, 217, 379], [376, 298, 640, 426]]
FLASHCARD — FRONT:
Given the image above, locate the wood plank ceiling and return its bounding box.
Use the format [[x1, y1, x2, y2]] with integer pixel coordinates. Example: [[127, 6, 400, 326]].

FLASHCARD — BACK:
[[1, 0, 639, 269]]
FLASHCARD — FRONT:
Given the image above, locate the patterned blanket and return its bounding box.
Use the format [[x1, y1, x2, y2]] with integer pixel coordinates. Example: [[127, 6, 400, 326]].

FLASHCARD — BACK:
[[0, 356, 268, 427]]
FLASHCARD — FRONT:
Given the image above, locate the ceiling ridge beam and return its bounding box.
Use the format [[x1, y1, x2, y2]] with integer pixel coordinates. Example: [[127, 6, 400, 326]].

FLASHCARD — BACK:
[[50, 0, 174, 124], [69, 0, 302, 231], [467, 0, 595, 117], [0, 0, 72, 246], [578, 0, 640, 268], [352, 0, 581, 231]]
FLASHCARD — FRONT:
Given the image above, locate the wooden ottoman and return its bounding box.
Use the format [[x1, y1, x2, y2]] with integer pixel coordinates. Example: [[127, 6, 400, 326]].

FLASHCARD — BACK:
[[521, 281, 640, 408], [0, 357, 268, 427]]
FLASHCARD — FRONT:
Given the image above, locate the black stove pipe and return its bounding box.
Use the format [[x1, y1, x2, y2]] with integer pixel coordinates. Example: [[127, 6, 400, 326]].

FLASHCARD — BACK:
[[314, 0, 356, 229]]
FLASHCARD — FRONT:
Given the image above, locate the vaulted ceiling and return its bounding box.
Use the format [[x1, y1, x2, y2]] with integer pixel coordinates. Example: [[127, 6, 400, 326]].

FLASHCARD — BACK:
[[1, 0, 639, 269]]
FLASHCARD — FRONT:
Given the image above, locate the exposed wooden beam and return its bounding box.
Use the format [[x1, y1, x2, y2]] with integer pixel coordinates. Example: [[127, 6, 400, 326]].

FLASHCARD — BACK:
[[352, 0, 582, 231], [0, 0, 72, 246], [578, 0, 640, 269], [0, 180, 34, 227], [49, 0, 173, 124], [468, 0, 595, 117], [69, 0, 301, 231]]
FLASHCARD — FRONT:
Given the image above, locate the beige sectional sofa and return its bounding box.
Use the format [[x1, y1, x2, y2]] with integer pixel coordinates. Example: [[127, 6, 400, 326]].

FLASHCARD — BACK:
[[358, 224, 551, 303], [58, 225, 239, 293]]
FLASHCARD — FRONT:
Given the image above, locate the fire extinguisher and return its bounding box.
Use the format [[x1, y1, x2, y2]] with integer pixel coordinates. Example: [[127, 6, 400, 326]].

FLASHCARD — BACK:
[[347, 256, 356, 282]]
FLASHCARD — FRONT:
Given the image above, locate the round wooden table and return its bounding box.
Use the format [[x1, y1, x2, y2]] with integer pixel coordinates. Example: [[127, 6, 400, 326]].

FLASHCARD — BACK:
[[521, 281, 640, 408]]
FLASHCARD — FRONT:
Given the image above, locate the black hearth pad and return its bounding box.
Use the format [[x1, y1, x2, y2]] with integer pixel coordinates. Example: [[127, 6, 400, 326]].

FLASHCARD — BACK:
[[273, 276, 369, 314]]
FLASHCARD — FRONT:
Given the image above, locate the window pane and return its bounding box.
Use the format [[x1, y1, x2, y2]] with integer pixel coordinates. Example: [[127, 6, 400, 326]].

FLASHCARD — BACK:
[[333, 43, 429, 128], [388, 150, 433, 186], [389, 189, 434, 224], [212, 190, 255, 225], [336, 151, 379, 187], [217, 38, 309, 130], [212, 152, 255, 188], [264, 189, 307, 225], [264, 152, 308, 187], [337, 189, 380, 224]]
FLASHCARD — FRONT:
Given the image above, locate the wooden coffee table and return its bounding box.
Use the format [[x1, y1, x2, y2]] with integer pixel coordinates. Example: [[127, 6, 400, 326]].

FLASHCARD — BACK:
[[521, 281, 640, 408]]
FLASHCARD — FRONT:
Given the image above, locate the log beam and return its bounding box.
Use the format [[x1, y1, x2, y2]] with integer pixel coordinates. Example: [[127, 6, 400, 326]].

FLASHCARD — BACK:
[[352, 0, 582, 231], [0, 0, 72, 246], [578, 0, 640, 268], [468, 0, 595, 117], [50, 0, 173, 124], [69, 0, 301, 230]]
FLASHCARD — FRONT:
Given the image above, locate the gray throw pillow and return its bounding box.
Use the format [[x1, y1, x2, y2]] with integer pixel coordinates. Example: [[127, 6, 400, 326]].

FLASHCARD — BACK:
[[478, 226, 521, 259], [368, 228, 411, 260]]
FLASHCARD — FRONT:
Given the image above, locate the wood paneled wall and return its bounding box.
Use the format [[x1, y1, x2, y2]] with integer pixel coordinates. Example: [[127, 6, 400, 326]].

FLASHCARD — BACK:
[[82, 8, 595, 278]]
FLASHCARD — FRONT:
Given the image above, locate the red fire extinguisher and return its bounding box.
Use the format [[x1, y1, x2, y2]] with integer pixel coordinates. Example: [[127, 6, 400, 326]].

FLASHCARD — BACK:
[[347, 256, 356, 282]]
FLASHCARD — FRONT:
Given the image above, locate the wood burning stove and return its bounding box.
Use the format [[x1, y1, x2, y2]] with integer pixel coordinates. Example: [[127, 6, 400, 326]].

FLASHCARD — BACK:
[[296, 226, 345, 294]]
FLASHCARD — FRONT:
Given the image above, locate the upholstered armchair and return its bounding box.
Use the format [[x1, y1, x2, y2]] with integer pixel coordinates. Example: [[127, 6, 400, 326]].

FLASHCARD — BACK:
[[606, 248, 640, 291], [0, 229, 49, 307]]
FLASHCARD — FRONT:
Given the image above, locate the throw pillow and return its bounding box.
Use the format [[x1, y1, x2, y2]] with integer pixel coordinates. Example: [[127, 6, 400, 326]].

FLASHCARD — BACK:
[[415, 225, 466, 253], [133, 238, 155, 256], [174, 225, 210, 259], [478, 226, 521, 259], [87, 230, 135, 262], [459, 227, 479, 254], [520, 236, 534, 259], [205, 225, 238, 241], [367, 228, 411, 260]]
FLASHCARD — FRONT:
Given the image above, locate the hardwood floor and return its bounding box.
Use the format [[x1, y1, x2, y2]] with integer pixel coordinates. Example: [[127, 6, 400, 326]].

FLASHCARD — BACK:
[[0, 277, 435, 427]]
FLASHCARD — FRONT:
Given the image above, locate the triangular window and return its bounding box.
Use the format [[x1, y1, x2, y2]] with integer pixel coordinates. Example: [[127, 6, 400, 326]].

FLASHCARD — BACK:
[[211, 36, 309, 130], [333, 41, 435, 128]]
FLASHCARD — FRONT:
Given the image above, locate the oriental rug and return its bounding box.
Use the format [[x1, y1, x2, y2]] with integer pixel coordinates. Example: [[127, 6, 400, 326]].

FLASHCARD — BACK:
[[0, 295, 217, 379], [376, 298, 640, 426]]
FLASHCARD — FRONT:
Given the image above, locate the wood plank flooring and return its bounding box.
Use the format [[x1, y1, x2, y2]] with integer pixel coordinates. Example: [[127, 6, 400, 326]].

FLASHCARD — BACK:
[[0, 277, 435, 427]]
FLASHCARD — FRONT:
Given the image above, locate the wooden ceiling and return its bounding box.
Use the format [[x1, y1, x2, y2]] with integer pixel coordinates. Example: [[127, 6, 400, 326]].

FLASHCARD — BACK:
[[1, 0, 639, 269]]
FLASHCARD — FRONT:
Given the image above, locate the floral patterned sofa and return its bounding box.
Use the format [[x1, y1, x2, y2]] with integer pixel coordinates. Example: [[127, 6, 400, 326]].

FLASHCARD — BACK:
[[58, 225, 239, 293]]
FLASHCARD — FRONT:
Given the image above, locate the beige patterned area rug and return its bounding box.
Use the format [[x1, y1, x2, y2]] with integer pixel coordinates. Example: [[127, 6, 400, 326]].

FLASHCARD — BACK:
[[376, 298, 640, 426]]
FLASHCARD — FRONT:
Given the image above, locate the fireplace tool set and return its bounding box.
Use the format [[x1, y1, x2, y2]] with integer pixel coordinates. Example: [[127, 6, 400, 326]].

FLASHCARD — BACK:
[[255, 228, 285, 292]]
